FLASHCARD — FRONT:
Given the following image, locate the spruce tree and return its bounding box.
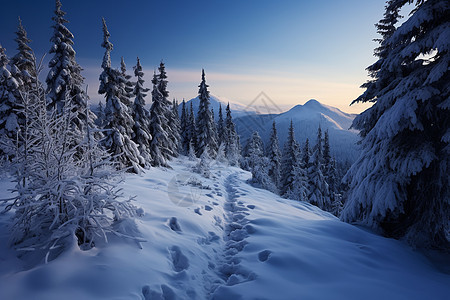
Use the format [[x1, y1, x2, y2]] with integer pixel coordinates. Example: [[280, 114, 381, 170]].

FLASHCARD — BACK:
[[132, 57, 152, 164], [46, 0, 95, 135], [342, 0, 450, 248], [98, 18, 144, 173], [188, 101, 197, 153], [10, 18, 36, 93], [120, 57, 134, 107], [266, 121, 282, 190], [195, 69, 218, 157], [242, 131, 264, 171], [308, 126, 331, 211], [148, 72, 171, 167], [280, 120, 302, 197], [217, 103, 225, 146], [180, 99, 189, 155], [0, 45, 21, 157], [224, 102, 240, 166], [157, 62, 177, 157], [171, 99, 181, 157]]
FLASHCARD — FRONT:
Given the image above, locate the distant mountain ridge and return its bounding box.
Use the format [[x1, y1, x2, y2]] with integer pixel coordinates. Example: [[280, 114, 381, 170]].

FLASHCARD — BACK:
[[180, 96, 360, 162]]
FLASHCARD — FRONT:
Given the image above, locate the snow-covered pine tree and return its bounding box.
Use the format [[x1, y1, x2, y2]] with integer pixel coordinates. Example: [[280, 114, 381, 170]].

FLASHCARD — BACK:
[[10, 18, 36, 93], [195, 69, 218, 158], [149, 72, 171, 167], [131, 57, 152, 164], [180, 99, 189, 155], [308, 126, 331, 211], [266, 121, 282, 190], [280, 120, 307, 199], [342, 0, 450, 248], [242, 131, 264, 171], [120, 57, 134, 107], [217, 103, 225, 146], [188, 101, 197, 154], [95, 101, 105, 128], [322, 129, 341, 215], [224, 102, 240, 166], [46, 0, 95, 136], [98, 18, 144, 173], [302, 138, 311, 168], [0, 45, 21, 158], [156, 62, 178, 158], [171, 99, 181, 157]]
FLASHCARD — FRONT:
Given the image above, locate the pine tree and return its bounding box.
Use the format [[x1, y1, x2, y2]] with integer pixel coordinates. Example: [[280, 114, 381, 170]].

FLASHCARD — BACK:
[[322, 129, 341, 215], [180, 99, 189, 155], [171, 99, 181, 157], [280, 120, 302, 197], [224, 102, 240, 166], [217, 103, 225, 146], [98, 18, 144, 173], [46, 0, 95, 136], [0, 45, 21, 157], [95, 101, 105, 128], [342, 0, 450, 248], [157, 62, 177, 158], [10, 18, 36, 93], [149, 72, 171, 167], [242, 131, 264, 171], [120, 57, 134, 107], [195, 69, 218, 157], [187, 101, 197, 153], [266, 121, 282, 190], [131, 57, 152, 164], [308, 126, 331, 211]]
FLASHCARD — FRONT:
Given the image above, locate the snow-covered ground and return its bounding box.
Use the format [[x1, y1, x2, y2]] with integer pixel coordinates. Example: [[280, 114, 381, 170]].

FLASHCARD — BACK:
[[0, 158, 448, 300]]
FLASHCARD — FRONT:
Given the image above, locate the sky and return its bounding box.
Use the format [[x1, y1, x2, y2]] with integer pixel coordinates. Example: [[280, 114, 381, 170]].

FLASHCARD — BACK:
[[0, 0, 390, 114]]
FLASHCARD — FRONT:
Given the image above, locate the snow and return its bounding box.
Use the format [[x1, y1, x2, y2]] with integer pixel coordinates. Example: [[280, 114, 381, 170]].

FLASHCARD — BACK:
[[0, 159, 448, 299]]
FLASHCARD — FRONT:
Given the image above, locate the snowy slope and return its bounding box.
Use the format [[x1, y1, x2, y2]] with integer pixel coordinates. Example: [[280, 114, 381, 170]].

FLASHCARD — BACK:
[[235, 99, 359, 162], [0, 159, 448, 300]]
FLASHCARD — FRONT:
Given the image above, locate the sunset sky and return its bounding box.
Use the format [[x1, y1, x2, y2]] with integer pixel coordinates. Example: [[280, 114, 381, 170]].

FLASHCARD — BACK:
[[0, 0, 393, 113]]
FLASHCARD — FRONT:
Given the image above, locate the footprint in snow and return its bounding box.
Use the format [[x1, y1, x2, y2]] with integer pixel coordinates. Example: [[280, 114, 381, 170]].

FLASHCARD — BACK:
[[168, 217, 181, 232], [170, 246, 189, 272], [258, 250, 272, 262]]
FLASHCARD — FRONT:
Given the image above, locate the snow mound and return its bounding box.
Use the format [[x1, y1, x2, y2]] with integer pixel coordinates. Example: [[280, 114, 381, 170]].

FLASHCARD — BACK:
[[0, 159, 448, 299]]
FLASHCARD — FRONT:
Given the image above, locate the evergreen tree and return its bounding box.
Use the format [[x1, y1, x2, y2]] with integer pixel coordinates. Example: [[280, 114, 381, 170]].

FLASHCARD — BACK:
[[217, 104, 225, 146], [187, 101, 197, 153], [46, 0, 95, 135], [98, 18, 144, 173], [0, 46, 21, 157], [95, 101, 105, 128], [180, 99, 189, 155], [131, 57, 152, 164], [266, 121, 282, 190], [10, 17, 36, 93], [280, 121, 302, 197], [171, 99, 181, 157], [342, 0, 450, 248], [148, 72, 171, 167], [157, 62, 177, 158], [195, 69, 218, 157], [120, 57, 134, 106], [224, 102, 240, 166], [302, 138, 311, 168], [308, 126, 331, 211], [242, 131, 264, 171]]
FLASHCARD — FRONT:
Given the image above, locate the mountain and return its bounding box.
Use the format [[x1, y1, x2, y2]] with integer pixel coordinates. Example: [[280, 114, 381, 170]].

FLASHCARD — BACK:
[[235, 99, 359, 163], [179, 97, 359, 162], [179, 94, 256, 119]]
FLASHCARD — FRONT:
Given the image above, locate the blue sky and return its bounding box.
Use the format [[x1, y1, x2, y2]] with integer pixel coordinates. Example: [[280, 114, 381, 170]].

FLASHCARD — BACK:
[[0, 0, 389, 113]]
